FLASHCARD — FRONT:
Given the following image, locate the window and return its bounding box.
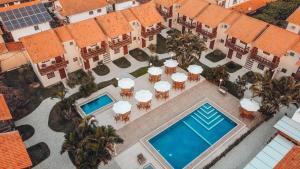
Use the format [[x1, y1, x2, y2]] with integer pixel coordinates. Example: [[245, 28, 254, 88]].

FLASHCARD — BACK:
[[263, 51, 270, 55], [114, 48, 120, 54], [97, 9, 101, 13], [133, 37, 136, 40], [70, 41, 73, 45], [34, 25, 39, 30], [89, 11, 94, 15], [47, 72, 55, 79], [223, 24, 228, 29], [290, 52, 295, 56], [149, 35, 154, 41], [220, 39, 224, 43], [236, 53, 242, 59], [281, 68, 287, 73], [73, 57, 78, 62], [133, 1, 135, 4], [257, 63, 265, 70], [93, 56, 99, 62]]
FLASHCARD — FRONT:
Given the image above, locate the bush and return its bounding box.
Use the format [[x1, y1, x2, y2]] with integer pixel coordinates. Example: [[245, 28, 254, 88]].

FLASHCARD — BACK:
[[112, 57, 131, 68], [92, 64, 110, 76], [223, 80, 245, 99], [129, 48, 149, 61], [202, 66, 229, 84], [130, 67, 148, 78], [66, 70, 94, 88], [205, 50, 226, 62], [224, 61, 242, 73], [242, 71, 263, 83], [78, 81, 98, 98]]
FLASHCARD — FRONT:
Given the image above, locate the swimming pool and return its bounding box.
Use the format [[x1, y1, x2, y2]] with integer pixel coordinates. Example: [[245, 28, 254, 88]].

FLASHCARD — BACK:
[[149, 103, 237, 169], [80, 94, 113, 115]]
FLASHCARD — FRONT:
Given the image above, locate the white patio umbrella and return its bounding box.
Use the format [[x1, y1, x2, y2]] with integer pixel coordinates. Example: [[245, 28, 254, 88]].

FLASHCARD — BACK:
[[118, 78, 135, 89], [187, 65, 203, 74], [135, 90, 153, 102], [154, 81, 171, 92], [171, 72, 188, 82], [240, 98, 260, 112], [164, 59, 178, 68], [112, 101, 132, 114], [148, 67, 163, 76]]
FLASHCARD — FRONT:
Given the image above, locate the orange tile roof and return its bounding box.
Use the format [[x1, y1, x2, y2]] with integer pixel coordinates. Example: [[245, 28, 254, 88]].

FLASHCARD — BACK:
[[292, 40, 300, 54], [0, 131, 32, 169], [287, 7, 300, 26], [121, 9, 137, 22], [274, 146, 300, 169], [253, 25, 299, 57], [96, 11, 132, 38], [154, 0, 175, 8], [0, 43, 8, 54], [0, 94, 12, 121], [195, 4, 232, 28], [21, 30, 65, 63], [58, 0, 107, 16], [177, 0, 209, 18], [130, 2, 163, 27], [54, 26, 73, 42], [232, 0, 272, 14], [226, 15, 268, 43], [0, 0, 18, 5], [67, 19, 106, 48], [223, 11, 242, 25], [0, 0, 40, 12]]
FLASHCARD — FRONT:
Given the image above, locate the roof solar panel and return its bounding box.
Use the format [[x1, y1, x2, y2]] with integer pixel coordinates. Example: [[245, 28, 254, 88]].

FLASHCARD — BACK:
[[0, 3, 52, 31]]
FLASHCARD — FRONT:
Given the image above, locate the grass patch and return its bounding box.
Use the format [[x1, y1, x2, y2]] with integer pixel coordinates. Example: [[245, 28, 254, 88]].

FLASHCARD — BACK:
[[224, 61, 242, 73], [156, 34, 167, 54], [129, 48, 149, 62], [205, 50, 226, 62], [27, 142, 50, 167], [92, 64, 110, 76], [130, 67, 148, 78], [112, 57, 131, 68]]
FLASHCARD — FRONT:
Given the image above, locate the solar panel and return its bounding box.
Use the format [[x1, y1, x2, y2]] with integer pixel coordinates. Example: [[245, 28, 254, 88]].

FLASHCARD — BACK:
[[0, 3, 52, 31]]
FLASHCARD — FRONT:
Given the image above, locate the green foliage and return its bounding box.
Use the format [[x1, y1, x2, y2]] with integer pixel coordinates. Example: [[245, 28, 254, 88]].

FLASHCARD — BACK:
[[79, 81, 98, 98], [130, 67, 148, 78], [242, 71, 263, 83], [224, 61, 242, 73], [67, 70, 95, 88], [92, 64, 110, 76], [205, 50, 226, 62], [61, 116, 124, 169], [224, 76, 247, 99], [202, 66, 229, 84]]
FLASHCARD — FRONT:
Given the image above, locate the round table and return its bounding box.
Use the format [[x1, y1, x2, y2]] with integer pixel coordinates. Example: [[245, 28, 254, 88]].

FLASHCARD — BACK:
[[171, 72, 188, 90], [187, 65, 203, 81], [164, 59, 178, 75], [118, 78, 135, 97], [148, 67, 163, 83], [135, 90, 153, 110], [154, 81, 171, 99]]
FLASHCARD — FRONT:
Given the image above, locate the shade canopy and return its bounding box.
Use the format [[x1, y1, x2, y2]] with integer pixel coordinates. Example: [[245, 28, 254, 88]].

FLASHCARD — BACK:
[[113, 101, 132, 114], [171, 72, 188, 82], [154, 81, 171, 92], [164, 59, 178, 68], [187, 65, 203, 74], [118, 78, 135, 89], [240, 98, 260, 112], [135, 90, 153, 102], [148, 67, 163, 76]]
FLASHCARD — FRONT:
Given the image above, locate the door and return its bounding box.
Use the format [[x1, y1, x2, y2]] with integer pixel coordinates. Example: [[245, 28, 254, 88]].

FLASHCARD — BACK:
[[209, 40, 215, 49], [169, 19, 172, 28], [84, 59, 90, 70], [123, 45, 128, 55], [142, 39, 146, 48], [59, 69, 66, 79], [227, 49, 233, 59]]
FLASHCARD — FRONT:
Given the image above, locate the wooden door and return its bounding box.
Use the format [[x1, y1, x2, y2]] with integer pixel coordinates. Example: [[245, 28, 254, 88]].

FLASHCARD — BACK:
[[227, 49, 233, 59], [123, 45, 128, 55], [142, 39, 146, 48], [84, 59, 90, 70], [169, 19, 172, 28], [59, 69, 66, 79], [209, 40, 215, 49]]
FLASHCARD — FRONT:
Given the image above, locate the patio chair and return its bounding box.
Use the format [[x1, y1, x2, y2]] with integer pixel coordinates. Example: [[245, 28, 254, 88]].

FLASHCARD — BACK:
[[137, 153, 146, 165], [143, 163, 155, 169]]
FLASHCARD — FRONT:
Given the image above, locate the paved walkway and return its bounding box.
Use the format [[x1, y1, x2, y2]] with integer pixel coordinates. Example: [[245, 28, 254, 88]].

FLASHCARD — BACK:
[[210, 105, 297, 169], [228, 67, 249, 82], [199, 50, 230, 68]]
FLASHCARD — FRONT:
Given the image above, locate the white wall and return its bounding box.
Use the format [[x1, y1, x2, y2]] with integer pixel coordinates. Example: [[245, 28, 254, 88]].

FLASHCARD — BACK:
[[286, 23, 300, 35], [276, 51, 300, 78], [67, 7, 107, 23], [11, 22, 51, 41], [115, 1, 138, 11]]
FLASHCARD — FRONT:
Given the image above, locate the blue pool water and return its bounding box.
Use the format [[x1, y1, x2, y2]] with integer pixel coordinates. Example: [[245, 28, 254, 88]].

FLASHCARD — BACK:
[[80, 94, 113, 115], [149, 103, 237, 169]]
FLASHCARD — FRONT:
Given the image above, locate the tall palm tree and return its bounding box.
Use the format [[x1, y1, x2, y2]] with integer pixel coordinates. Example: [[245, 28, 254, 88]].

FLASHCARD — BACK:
[[166, 29, 207, 68], [61, 116, 124, 169]]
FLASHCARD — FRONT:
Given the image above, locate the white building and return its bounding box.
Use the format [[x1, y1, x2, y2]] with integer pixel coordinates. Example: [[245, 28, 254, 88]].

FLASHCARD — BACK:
[[107, 0, 138, 12], [286, 7, 300, 35], [214, 0, 246, 8]]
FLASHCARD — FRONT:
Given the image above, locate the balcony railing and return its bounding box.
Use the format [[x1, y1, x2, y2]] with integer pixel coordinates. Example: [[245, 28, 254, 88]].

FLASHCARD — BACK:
[[225, 39, 250, 55], [177, 17, 196, 29], [141, 24, 164, 38], [250, 50, 279, 69], [157, 7, 172, 18], [81, 47, 107, 60], [38, 59, 68, 75], [196, 27, 217, 39], [109, 35, 132, 50]]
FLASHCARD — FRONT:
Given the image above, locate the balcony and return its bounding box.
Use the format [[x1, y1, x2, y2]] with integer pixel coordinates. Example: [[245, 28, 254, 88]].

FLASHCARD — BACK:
[[196, 27, 217, 39], [136, 0, 150, 4], [109, 35, 132, 50], [225, 39, 250, 55], [177, 17, 196, 29], [157, 7, 172, 19], [81, 47, 107, 60], [38, 59, 68, 75], [141, 24, 164, 38], [250, 51, 279, 69]]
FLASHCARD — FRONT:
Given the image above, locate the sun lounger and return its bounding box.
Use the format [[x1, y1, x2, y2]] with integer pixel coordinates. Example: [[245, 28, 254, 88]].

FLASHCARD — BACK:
[[137, 153, 146, 165], [143, 163, 155, 169]]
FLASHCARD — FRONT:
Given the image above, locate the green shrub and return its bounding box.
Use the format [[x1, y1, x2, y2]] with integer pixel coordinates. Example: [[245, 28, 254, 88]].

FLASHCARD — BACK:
[[202, 66, 229, 84], [79, 81, 97, 98], [66, 70, 94, 88], [242, 71, 263, 83], [205, 50, 226, 62]]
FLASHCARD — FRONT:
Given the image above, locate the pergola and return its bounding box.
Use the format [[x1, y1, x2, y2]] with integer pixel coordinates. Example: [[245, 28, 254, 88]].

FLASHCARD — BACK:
[[239, 98, 260, 119], [164, 59, 178, 75], [148, 67, 163, 83], [118, 78, 135, 97], [112, 101, 132, 122], [154, 81, 171, 99], [171, 72, 188, 90], [187, 64, 203, 81], [135, 90, 153, 110]]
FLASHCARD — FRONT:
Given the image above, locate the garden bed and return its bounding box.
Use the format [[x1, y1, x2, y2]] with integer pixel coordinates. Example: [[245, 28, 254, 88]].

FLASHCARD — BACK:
[[130, 67, 149, 78], [66, 70, 94, 88], [27, 142, 50, 167], [92, 64, 110, 76], [16, 125, 35, 141], [129, 48, 149, 62], [112, 57, 131, 68], [156, 34, 167, 54], [224, 61, 242, 73], [205, 50, 226, 62]]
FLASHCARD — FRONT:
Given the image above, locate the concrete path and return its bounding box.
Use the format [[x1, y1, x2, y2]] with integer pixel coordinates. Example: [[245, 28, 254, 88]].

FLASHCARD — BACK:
[[210, 105, 297, 169], [228, 67, 249, 82]]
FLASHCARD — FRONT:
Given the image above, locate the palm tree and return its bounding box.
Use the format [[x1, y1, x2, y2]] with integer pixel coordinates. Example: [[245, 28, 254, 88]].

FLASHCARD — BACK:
[[250, 71, 300, 115], [61, 116, 124, 169], [166, 29, 207, 68]]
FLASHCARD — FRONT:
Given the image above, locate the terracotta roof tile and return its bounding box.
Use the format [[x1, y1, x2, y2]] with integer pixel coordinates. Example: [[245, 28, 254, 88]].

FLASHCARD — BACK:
[[0, 94, 12, 121], [54, 26, 73, 42], [121, 9, 137, 22], [0, 131, 32, 169], [154, 0, 175, 8], [21, 30, 65, 63], [0, 0, 18, 5], [223, 11, 242, 25], [0, 0, 40, 12], [253, 25, 299, 57], [96, 11, 132, 38], [0, 43, 8, 54], [287, 7, 300, 26], [130, 2, 163, 27], [226, 15, 268, 43], [291, 40, 300, 54], [58, 0, 107, 16], [195, 4, 232, 28], [177, 0, 209, 18], [275, 146, 300, 169], [67, 19, 106, 48], [232, 0, 271, 14]]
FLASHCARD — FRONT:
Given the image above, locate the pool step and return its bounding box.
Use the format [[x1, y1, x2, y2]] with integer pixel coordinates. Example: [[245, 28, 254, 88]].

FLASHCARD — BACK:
[[196, 109, 218, 119], [190, 115, 224, 130], [193, 113, 222, 125], [199, 107, 214, 115], [183, 121, 212, 145]]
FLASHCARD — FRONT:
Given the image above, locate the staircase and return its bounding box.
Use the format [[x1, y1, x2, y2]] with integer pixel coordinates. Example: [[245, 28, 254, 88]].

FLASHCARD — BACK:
[[103, 53, 111, 63], [244, 57, 254, 70]]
